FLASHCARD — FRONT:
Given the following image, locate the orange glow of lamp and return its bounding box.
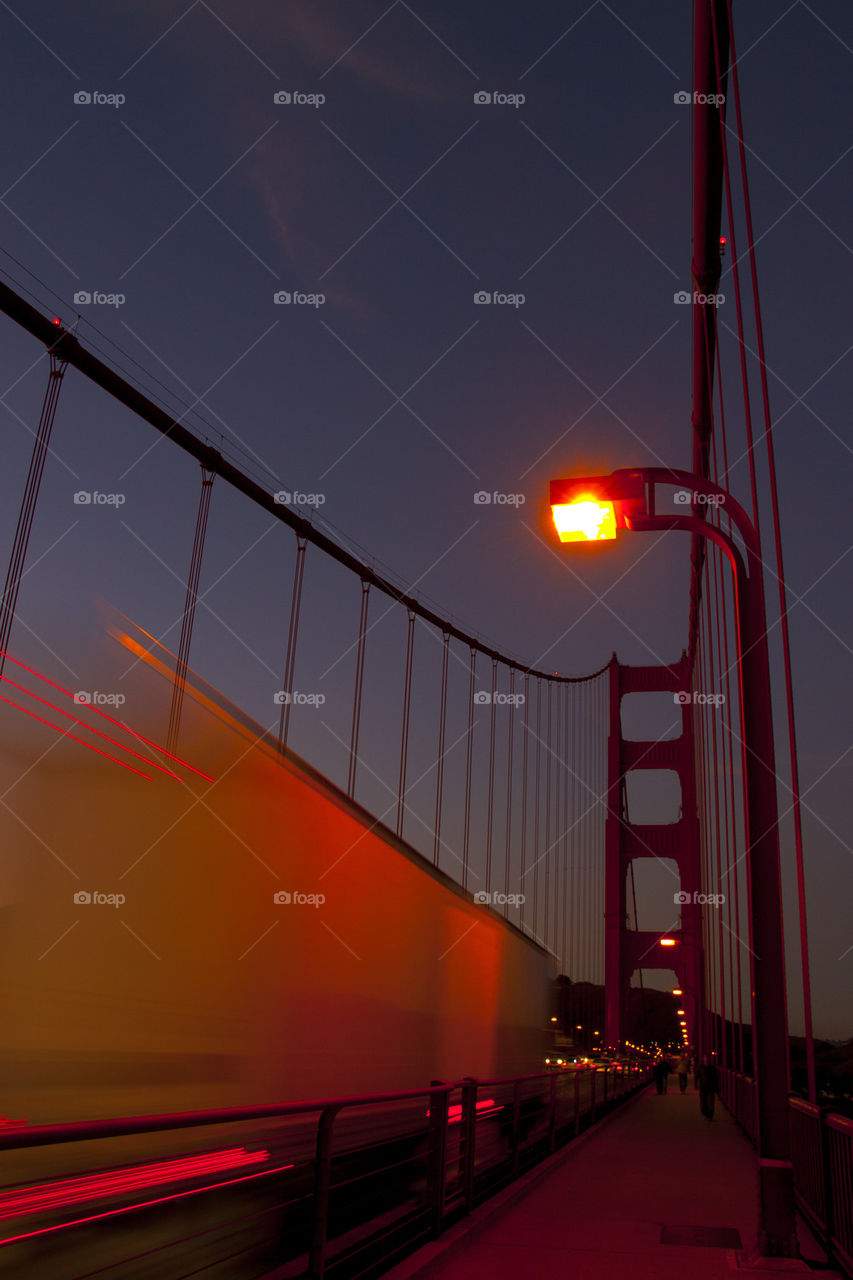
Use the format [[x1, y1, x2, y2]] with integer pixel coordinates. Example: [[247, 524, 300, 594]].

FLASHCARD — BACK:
[[551, 496, 617, 543], [549, 473, 645, 545], [660, 937, 677, 947]]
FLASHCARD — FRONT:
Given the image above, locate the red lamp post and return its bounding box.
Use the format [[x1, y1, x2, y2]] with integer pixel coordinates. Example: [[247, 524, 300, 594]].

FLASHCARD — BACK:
[[549, 466, 797, 1258]]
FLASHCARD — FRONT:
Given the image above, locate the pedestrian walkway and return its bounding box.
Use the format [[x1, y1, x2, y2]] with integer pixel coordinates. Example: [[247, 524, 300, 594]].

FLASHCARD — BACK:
[[391, 1084, 828, 1278]]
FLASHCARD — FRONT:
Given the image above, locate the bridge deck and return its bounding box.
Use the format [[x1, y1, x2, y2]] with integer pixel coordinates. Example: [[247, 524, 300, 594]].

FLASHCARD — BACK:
[[391, 1082, 825, 1278]]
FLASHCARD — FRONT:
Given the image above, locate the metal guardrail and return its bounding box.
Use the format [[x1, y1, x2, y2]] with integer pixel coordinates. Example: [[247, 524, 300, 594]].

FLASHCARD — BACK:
[[0, 1064, 648, 1279], [720, 1068, 853, 1278]]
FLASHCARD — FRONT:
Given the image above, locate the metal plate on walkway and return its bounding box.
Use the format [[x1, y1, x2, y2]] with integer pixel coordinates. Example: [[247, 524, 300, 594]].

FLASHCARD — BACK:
[[661, 1224, 744, 1248]]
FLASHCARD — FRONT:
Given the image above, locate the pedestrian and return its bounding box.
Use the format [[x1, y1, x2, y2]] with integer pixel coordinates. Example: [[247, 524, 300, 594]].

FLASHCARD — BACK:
[[660, 1057, 672, 1093], [653, 1058, 667, 1094], [697, 1055, 719, 1120], [676, 1053, 691, 1093]]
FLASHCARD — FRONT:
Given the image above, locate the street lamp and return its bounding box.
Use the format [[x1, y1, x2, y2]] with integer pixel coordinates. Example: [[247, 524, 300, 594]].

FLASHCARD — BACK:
[[550, 466, 796, 1258]]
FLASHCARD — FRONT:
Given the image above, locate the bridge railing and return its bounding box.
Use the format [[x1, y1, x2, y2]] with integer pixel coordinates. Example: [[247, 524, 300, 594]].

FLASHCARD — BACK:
[[720, 1068, 853, 1278], [0, 1065, 647, 1279]]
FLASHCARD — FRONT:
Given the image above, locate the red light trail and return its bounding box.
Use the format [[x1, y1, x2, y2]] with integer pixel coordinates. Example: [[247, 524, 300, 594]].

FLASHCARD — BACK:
[[0, 648, 213, 782]]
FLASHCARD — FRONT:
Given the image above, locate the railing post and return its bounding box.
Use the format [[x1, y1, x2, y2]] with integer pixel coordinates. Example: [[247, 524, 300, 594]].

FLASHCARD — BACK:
[[602, 1068, 609, 1107], [511, 1080, 522, 1176], [460, 1078, 478, 1214], [427, 1082, 449, 1238], [589, 1068, 597, 1123], [819, 1108, 836, 1268], [308, 1106, 337, 1279], [548, 1073, 558, 1152], [573, 1068, 581, 1137]]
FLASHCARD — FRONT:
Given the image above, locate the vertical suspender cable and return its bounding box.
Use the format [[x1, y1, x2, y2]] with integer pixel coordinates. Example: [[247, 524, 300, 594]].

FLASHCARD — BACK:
[[533, 678, 542, 940], [544, 681, 553, 951], [520, 673, 530, 930], [167, 464, 215, 755], [433, 631, 450, 867], [485, 658, 498, 894], [396, 610, 416, 839], [462, 647, 476, 891], [558, 691, 563, 967], [724, 0, 814, 1101], [716, 390, 746, 1071], [278, 536, 307, 749], [504, 668, 515, 914], [347, 581, 370, 798], [0, 352, 69, 680]]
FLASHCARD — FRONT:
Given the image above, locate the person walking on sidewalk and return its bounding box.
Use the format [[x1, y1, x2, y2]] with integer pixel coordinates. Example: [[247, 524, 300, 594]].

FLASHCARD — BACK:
[[676, 1054, 691, 1093], [697, 1055, 719, 1120]]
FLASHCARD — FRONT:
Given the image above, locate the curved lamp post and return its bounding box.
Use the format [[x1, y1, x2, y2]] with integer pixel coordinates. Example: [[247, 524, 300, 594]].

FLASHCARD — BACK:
[[549, 466, 796, 1258]]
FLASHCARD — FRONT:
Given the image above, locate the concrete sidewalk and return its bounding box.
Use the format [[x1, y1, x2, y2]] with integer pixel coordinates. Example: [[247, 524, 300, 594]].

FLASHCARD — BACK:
[[390, 1084, 830, 1278]]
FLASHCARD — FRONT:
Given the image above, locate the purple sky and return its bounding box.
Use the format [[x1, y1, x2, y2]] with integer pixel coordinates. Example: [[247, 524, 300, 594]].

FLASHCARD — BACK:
[[0, 0, 851, 1037]]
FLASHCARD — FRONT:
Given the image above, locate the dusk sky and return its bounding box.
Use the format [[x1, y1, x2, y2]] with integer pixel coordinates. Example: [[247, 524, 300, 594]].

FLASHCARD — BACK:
[[1, 1, 851, 1037]]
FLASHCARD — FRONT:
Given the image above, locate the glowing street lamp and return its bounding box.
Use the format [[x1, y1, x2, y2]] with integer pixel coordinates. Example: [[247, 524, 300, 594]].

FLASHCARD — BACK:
[[550, 473, 644, 543], [549, 465, 796, 1256], [659, 938, 677, 948]]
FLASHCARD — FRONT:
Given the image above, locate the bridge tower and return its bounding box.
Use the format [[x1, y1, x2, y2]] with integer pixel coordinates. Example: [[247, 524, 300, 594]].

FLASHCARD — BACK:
[[604, 653, 704, 1056]]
